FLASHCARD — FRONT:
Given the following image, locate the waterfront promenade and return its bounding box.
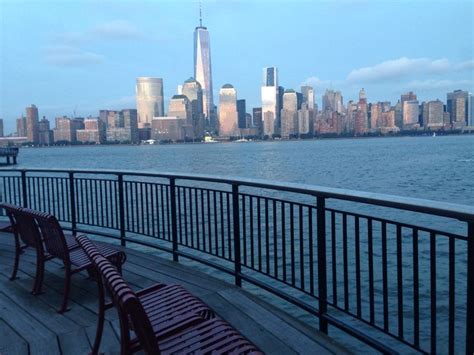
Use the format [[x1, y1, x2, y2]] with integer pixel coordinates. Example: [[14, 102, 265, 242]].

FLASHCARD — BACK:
[[0, 235, 346, 354]]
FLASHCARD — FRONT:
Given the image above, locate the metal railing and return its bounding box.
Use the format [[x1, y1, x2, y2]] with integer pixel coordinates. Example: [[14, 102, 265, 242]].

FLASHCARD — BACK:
[[0, 168, 472, 354]]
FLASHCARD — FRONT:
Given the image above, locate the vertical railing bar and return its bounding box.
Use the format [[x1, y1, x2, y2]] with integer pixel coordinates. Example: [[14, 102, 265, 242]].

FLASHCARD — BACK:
[[118, 174, 126, 246], [195, 188, 200, 248], [466, 221, 474, 355], [331, 210, 337, 306], [170, 178, 178, 262], [430, 231, 436, 354], [189, 188, 194, 247], [200, 189, 205, 251], [290, 202, 295, 286], [382, 221, 389, 333], [397, 225, 404, 339], [265, 198, 270, 274], [368, 218, 375, 324], [257, 197, 262, 271], [183, 187, 189, 246], [145, 183, 150, 236], [177, 186, 182, 244], [166, 184, 171, 241], [232, 184, 241, 287], [448, 236, 455, 355], [68, 172, 76, 234], [273, 199, 278, 278], [213, 190, 218, 255], [343, 213, 349, 311], [207, 189, 212, 254], [355, 216, 361, 318], [243, 195, 247, 265], [308, 206, 314, 295], [413, 228, 419, 348], [220, 191, 224, 257], [299, 204, 304, 290], [316, 196, 328, 334], [226, 192, 231, 259], [282, 201, 286, 283], [250, 196, 254, 269]]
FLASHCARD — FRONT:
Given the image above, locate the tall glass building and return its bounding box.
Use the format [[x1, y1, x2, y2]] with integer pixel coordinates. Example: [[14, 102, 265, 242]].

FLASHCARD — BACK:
[[136, 77, 164, 128], [194, 21, 214, 130], [218, 84, 238, 137], [261, 67, 279, 137]]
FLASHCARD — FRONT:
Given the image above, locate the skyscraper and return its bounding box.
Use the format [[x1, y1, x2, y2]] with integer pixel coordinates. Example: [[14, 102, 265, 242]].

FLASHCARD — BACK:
[[280, 89, 298, 138], [237, 99, 247, 129], [194, 8, 214, 129], [26, 104, 39, 144], [218, 84, 238, 137], [447, 90, 469, 127], [182, 77, 205, 138], [301, 86, 315, 110], [136, 77, 164, 128], [261, 67, 279, 137], [403, 100, 420, 128]]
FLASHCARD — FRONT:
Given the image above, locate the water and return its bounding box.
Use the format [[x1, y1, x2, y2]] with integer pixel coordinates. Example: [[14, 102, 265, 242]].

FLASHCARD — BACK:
[[7, 135, 474, 352], [14, 135, 474, 206]]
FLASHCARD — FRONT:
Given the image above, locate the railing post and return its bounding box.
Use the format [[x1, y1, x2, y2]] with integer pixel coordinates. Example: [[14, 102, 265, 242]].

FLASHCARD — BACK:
[[170, 178, 179, 262], [317, 196, 328, 334], [68, 172, 77, 235], [118, 174, 126, 247], [466, 221, 474, 355], [232, 183, 242, 287], [20, 170, 28, 208]]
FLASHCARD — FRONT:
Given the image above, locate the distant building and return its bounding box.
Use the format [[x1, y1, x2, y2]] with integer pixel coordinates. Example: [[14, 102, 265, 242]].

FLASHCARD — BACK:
[[26, 104, 39, 144], [469, 93, 474, 126], [280, 89, 298, 138], [136, 77, 164, 128], [447, 90, 469, 127], [354, 88, 368, 135], [0, 119, 3, 137], [151, 116, 187, 141], [102, 109, 139, 143], [53, 117, 84, 143], [168, 95, 193, 139], [252, 107, 262, 135], [322, 90, 343, 113], [194, 18, 215, 129], [76, 118, 105, 144], [38, 117, 53, 145], [301, 86, 315, 110], [402, 100, 420, 129], [237, 99, 247, 129], [182, 77, 205, 138], [298, 105, 313, 136], [261, 67, 279, 137], [16, 117, 27, 137], [218, 84, 239, 137], [423, 100, 444, 129]]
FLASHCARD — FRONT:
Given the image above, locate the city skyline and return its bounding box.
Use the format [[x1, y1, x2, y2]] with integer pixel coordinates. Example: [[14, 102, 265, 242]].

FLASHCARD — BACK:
[[1, 0, 473, 134]]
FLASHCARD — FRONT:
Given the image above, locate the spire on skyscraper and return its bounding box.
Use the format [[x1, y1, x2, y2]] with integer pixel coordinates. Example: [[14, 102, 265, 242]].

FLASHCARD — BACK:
[[199, 0, 203, 27]]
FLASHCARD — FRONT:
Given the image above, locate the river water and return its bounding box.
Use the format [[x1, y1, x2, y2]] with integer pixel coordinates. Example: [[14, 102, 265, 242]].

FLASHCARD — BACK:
[[8, 135, 474, 352]]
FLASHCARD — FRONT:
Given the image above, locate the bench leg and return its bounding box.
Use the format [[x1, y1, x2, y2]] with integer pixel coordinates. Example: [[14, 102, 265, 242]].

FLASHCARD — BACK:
[[59, 267, 71, 313], [9, 233, 21, 280], [91, 270, 105, 355], [32, 250, 45, 295]]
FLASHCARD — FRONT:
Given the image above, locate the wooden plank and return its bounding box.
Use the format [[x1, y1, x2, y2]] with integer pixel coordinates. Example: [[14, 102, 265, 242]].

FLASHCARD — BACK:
[[84, 321, 121, 355], [57, 328, 92, 355], [0, 292, 60, 355], [203, 292, 297, 355], [218, 288, 340, 354], [0, 318, 28, 355]]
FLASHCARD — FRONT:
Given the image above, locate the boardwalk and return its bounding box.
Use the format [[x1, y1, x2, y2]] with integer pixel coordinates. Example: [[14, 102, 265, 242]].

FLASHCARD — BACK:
[[0, 234, 347, 355]]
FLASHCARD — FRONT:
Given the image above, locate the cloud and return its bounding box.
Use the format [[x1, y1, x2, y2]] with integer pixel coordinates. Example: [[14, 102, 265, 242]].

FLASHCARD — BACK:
[[44, 46, 105, 67], [300, 76, 334, 89], [89, 20, 144, 40], [102, 95, 136, 108], [406, 79, 472, 90], [346, 57, 473, 83], [52, 20, 144, 45]]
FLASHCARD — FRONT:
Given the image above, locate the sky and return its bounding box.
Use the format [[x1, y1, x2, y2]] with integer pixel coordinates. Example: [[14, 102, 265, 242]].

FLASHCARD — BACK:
[[0, 0, 473, 134]]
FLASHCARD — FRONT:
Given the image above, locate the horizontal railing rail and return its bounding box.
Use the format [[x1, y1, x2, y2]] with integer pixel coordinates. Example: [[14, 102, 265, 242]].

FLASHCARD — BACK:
[[0, 168, 472, 355]]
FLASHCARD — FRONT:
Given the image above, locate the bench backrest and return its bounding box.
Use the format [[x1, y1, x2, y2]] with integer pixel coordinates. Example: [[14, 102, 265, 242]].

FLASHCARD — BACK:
[[29, 210, 70, 262], [0, 203, 42, 249]]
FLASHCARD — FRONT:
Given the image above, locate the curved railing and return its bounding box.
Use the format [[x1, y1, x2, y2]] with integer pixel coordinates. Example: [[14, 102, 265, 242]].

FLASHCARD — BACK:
[[0, 168, 472, 354]]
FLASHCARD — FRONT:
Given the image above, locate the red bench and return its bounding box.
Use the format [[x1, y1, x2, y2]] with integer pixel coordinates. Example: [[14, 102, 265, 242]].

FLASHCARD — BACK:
[[77, 235, 262, 355]]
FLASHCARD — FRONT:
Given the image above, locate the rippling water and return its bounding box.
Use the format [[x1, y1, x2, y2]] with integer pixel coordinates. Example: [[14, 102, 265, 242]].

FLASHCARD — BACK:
[[15, 135, 474, 206], [8, 135, 474, 353]]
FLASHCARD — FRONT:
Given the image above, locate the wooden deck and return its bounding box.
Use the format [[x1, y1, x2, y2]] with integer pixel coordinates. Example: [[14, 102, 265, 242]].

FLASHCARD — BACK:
[[0, 234, 347, 355]]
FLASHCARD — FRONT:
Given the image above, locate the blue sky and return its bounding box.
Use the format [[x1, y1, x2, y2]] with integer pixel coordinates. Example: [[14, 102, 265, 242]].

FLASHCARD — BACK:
[[0, 0, 473, 134]]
